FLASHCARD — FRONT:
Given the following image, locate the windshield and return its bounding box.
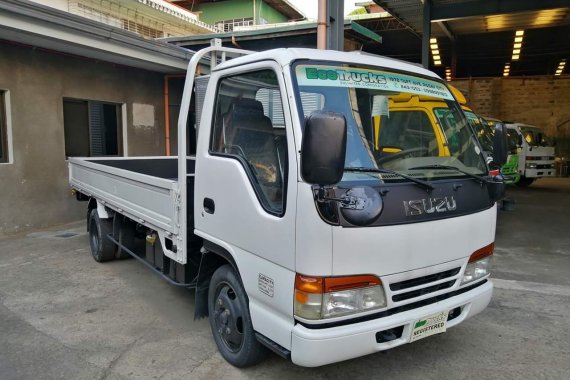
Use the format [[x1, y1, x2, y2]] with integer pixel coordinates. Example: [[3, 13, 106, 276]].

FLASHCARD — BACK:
[[293, 64, 487, 183], [484, 118, 520, 152], [464, 111, 494, 152], [519, 126, 553, 147]]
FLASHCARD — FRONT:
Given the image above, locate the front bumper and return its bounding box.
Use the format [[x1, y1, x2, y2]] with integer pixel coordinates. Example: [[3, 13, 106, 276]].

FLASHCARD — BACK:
[[291, 280, 493, 367], [524, 166, 555, 178]]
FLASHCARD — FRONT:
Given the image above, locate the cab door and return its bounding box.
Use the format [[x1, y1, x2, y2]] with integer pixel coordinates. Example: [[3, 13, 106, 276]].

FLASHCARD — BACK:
[[193, 62, 297, 347]]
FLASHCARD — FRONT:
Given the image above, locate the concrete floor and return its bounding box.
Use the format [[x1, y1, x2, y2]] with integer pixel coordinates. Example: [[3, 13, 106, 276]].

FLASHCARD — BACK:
[[1, 178, 569, 380]]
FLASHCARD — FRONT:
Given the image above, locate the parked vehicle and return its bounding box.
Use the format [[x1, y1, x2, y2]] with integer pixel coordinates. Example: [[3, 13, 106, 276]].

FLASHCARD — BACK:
[[385, 85, 502, 172], [505, 123, 555, 186], [69, 46, 507, 367], [483, 116, 521, 184]]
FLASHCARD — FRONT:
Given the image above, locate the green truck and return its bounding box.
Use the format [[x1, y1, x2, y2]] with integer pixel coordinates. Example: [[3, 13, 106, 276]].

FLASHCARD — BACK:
[[481, 116, 521, 184]]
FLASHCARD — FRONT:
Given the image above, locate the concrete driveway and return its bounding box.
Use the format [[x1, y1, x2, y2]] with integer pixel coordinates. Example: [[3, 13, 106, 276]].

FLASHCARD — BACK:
[[1, 178, 569, 379]]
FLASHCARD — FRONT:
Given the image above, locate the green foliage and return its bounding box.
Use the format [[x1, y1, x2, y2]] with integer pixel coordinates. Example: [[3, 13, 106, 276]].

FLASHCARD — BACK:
[[348, 7, 367, 16]]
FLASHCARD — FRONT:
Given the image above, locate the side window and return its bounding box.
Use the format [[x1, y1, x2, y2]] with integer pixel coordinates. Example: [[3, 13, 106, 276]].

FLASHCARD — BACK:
[[63, 99, 122, 157], [210, 70, 288, 215], [0, 91, 8, 163]]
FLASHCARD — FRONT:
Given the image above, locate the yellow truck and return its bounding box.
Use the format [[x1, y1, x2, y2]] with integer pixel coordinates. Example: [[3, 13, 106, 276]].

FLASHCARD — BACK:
[[373, 86, 492, 164]]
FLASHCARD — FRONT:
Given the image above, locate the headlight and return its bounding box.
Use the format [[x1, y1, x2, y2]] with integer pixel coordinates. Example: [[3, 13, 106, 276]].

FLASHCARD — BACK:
[[461, 243, 494, 285], [461, 257, 491, 284], [294, 274, 386, 320], [526, 162, 537, 169]]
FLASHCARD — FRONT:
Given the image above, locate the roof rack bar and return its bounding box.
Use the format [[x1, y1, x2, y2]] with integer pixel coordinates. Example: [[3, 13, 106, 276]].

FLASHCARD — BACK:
[[175, 40, 253, 262]]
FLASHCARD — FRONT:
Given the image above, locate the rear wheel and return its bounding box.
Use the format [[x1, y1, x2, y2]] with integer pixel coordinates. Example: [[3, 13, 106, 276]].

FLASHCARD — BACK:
[[88, 209, 116, 262], [208, 265, 268, 367]]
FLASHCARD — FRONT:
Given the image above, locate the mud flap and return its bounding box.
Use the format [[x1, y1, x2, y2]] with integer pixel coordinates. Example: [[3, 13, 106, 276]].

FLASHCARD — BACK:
[[194, 249, 212, 320]]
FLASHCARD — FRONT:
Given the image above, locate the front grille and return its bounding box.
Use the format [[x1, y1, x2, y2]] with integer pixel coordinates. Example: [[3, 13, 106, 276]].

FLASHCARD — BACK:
[[390, 267, 461, 291], [392, 280, 456, 301], [389, 267, 461, 303], [537, 164, 553, 169]]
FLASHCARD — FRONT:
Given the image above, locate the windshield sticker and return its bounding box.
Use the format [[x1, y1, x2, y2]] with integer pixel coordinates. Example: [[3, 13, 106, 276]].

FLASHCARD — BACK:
[[372, 95, 390, 117], [296, 65, 453, 100]]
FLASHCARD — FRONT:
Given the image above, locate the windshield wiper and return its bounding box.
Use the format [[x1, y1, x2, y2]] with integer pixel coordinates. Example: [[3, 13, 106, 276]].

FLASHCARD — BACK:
[[344, 167, 434, 191], [408, 164, 490, 184]]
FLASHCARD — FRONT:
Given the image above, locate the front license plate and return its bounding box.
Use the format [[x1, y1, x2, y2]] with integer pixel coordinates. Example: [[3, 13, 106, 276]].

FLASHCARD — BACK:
[[410, 310, 449, 343]]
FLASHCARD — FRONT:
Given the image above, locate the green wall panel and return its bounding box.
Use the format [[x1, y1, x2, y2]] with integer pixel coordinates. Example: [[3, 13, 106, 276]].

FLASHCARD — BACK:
[[197, 0, 288, 26]]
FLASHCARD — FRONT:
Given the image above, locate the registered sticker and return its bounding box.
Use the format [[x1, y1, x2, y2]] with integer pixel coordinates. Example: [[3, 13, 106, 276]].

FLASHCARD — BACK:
[[410, 310, 449, 343], [258, 273, 274, 297]]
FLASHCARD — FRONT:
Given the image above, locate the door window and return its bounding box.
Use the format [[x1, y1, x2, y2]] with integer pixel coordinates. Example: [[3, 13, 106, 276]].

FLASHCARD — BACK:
[[210, 70, 288, 215]]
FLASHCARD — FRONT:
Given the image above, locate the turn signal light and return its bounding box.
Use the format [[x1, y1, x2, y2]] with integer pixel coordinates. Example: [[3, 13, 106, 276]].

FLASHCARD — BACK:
[[462, 243, 494, 285], [468, 242, 495, 263]]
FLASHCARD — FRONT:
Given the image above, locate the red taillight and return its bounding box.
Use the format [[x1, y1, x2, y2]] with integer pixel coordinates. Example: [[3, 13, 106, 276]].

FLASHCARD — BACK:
[[489, 169, 500, 177]]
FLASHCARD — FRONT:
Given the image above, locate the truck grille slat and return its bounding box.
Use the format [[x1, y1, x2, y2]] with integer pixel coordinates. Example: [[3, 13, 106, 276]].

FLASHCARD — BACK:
[[389, 267, 461, 303], [390, 267, 461, 291], [392, 279, 456, 302]]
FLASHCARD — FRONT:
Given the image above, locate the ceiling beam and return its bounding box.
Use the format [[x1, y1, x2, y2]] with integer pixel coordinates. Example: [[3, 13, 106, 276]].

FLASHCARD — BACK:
[[437, 21, 455, 41], [431, 0, 570, 22], [350, 21, 383, 43]]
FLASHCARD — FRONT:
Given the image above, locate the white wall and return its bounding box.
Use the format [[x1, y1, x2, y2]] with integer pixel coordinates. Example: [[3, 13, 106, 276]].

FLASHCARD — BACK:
[[28, 0, 69, 11]]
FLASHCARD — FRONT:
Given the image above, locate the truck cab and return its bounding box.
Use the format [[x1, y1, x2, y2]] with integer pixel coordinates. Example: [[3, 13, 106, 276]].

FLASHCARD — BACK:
[[380, 85, 495, 166], [196, 49, 504, 366], [483, 116, 521, 184], [505, 122, 555, 186], [70, 47, 507, 367]]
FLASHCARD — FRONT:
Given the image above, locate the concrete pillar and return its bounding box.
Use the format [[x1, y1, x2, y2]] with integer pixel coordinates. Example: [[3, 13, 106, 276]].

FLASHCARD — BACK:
[[422, 0, 431, 68], [327, 0, 344, 51]]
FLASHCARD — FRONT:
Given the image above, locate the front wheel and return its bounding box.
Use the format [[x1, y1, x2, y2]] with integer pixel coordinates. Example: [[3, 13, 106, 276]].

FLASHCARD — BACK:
[[208, 265, 268, 367]]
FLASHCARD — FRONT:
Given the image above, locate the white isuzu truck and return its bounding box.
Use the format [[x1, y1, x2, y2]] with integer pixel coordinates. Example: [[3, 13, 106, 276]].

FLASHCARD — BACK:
[[69, 45, 508, 367], [505, 122, 556, 187]]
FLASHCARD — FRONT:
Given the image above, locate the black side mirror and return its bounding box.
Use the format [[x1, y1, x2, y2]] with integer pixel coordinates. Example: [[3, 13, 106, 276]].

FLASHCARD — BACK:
[[301, 111, 347, 185], [492, 123, 508, 167]]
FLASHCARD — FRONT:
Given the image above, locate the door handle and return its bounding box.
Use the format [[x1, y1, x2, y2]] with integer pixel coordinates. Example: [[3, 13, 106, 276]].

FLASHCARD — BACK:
[[203, 198, 215, 214]]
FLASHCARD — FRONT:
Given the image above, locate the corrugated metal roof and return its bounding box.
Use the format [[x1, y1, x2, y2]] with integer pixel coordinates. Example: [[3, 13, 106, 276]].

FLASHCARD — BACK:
[[377, 0, 570, 36], [374, 0, 570, 76]]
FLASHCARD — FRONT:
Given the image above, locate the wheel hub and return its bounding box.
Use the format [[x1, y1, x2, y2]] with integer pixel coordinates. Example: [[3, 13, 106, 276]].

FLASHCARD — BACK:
[[213, 284, 244, 352]]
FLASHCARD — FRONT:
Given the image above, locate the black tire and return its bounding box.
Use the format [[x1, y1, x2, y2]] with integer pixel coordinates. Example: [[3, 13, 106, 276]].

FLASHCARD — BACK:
[[517, 176, 535, 187], [88, 209, 116, 262], [208, 265, 268, 367]]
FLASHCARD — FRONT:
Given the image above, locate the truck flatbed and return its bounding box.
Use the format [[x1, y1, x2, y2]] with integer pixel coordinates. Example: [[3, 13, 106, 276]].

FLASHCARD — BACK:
[[69, 156, 195, 263]]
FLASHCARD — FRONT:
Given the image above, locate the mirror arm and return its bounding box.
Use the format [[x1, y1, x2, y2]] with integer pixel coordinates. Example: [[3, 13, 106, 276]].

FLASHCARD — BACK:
[[315, 187, 357, 207]]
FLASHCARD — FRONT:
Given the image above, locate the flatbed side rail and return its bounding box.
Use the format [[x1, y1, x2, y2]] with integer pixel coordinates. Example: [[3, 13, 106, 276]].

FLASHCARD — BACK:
[[69, 157, 179, 234], [176, 41, 253, 264]]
